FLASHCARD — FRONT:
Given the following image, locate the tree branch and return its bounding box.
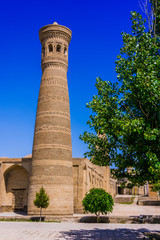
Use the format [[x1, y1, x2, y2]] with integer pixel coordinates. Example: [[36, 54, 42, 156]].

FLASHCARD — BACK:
[[139, 101, 149, 118], [139, 0, 154, 34], [123, 102, 136, 118]]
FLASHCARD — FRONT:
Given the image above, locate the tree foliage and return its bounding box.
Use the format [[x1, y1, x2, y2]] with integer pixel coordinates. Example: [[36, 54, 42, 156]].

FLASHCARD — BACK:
[[151, 0, 160, 35], [151, 179, 160, 200], [34, 186, 49, 221], [80, 7, 160, 187], [151, 180, 160, 192], [82, 188, 114, 222]]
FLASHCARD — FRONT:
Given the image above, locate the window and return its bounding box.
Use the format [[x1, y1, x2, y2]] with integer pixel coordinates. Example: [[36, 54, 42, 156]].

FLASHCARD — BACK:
[[42, 47, 45, 57], [56, 44, 61, 52], [64, 47, 67, 55], [48, 44, 53, 52]]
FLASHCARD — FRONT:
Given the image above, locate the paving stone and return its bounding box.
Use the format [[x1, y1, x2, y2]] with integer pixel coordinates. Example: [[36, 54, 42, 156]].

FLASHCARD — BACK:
[[0, 222, 160, 240]]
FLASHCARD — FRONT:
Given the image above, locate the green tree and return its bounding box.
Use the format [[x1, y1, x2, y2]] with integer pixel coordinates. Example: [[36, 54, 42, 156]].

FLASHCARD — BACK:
[[34, 186, 49, 221], [151, 0, 160, 36], [82, 188, 114, 222], [139, 0, 160, 36], [80, 6, 160, 187], [151, 180, 160, 199]]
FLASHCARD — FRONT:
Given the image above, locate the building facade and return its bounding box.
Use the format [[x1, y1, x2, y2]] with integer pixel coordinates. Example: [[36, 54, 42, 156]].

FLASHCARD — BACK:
[[28, 22, 73, 215], [0, 156, 116, 213], [0, 22, 117, 214], [0, 22, 152, 214]]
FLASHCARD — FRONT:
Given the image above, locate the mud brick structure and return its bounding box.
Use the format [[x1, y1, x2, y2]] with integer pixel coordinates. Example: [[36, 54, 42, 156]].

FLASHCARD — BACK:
[[27, 22, 73, 215], [3, 22, 150, 215]]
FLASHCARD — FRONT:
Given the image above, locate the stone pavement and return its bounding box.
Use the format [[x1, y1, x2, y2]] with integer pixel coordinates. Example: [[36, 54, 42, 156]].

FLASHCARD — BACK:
[[109, 203, 160, 216], [0, 222, 160, 240], [1, 204, 160, 218]]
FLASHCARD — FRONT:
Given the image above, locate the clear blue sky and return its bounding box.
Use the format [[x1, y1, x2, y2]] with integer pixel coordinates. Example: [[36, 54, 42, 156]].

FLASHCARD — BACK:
[[0, 0, 145, 158]]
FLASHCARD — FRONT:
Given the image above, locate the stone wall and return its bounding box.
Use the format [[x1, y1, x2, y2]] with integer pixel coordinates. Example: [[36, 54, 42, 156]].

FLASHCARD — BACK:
[[148, 185, 158, 198], [73, 158, 116, 213], [0, 156, 116, 214], [0, 157, 31, 212]]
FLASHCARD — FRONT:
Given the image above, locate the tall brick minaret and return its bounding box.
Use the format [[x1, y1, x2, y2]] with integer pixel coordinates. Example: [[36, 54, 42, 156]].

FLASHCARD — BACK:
[[28, 22, 73, 215]]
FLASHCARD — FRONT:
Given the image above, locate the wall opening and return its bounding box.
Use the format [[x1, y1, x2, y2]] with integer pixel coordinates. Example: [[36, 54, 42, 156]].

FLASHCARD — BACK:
[[4, 165, 29, 212], [56, 44, 61, 52], [118, 186, 124, 195], [48, 44, 53, 52], [42, 47, 45, 57], [64, 47, 67, 55]]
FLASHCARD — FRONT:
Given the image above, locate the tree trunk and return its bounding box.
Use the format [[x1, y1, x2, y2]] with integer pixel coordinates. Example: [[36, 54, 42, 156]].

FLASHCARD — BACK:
[[97, 211, 100, 223], [40, 207, 42, 221]]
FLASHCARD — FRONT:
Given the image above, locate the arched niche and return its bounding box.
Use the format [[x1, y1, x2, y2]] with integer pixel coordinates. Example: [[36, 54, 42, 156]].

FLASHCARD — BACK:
[[56, 44, 61, 52], [42, 46, 45, 57], [48, 44, 53, 52], [89, 171, 91, 183], [4, 165, 29, 211], [64, 47, 67, 55]]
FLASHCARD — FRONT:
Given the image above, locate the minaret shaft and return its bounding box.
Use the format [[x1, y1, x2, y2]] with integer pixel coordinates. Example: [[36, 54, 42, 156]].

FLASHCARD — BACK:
[[27, 23, 73, 215]]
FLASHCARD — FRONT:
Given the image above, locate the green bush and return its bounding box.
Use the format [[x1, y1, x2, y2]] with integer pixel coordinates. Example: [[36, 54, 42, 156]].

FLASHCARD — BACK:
[[82, 188, 114, 222]]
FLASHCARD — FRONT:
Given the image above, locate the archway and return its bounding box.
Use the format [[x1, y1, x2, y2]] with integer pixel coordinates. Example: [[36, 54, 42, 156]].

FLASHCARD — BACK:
[[4, 165, 29, 212], [118, 186, 124, 195]]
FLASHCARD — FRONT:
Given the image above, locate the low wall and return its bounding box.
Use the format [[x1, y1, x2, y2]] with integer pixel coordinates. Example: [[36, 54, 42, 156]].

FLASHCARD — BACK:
[[114, 196, 132, 203], [138, 200, 160, 206], [0, 206, 12, 212]]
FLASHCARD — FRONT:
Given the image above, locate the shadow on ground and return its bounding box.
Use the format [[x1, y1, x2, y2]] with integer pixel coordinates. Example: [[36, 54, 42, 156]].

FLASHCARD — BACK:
[[79, 216, 110, 223], [13, 211, 27, 216], [79, 216, 160, 224], [60, 228, 160, 240]]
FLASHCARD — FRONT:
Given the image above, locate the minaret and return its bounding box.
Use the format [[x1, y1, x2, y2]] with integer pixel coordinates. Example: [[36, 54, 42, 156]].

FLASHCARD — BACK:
[[28, 22, 73, 215]]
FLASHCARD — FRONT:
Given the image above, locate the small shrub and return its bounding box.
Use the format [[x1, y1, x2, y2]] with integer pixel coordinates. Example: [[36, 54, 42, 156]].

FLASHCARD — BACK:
[[34, 186, 49, 221], [82, 188, 114, 222]]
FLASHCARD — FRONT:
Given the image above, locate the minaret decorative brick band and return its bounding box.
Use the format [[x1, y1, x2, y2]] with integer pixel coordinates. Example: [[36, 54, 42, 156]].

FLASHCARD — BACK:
[[27, 22, 73, 215]]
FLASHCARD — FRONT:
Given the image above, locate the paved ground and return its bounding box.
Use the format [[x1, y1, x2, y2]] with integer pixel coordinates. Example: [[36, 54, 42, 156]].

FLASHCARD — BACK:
[[0, 204, 160, 239], [1, 204, 160, 218], [109, 203, 160, 216], [0, 222, 160, 240]]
